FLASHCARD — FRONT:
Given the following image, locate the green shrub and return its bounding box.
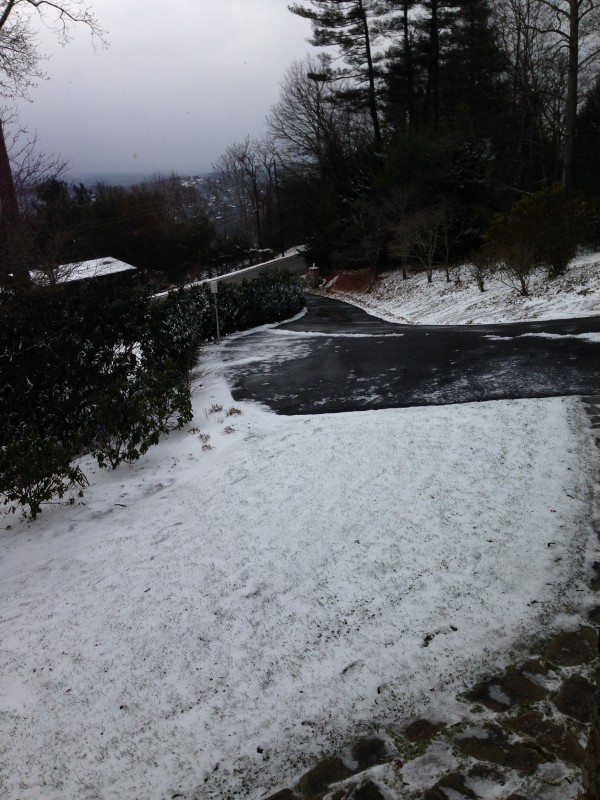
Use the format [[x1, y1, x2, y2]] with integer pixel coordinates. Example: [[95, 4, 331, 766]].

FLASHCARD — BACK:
[[90, 365, 192, 470], [0, 282, 193, 517], [146, 287, 212, 369], [0, 429, 88, 520], [0, 283, 150, 446], [1, 271, 304, 520], [574, 194, 600, 250], [217, 270, 304, 334], [485, 185, 578, 292], [147, 269, 303, 346]]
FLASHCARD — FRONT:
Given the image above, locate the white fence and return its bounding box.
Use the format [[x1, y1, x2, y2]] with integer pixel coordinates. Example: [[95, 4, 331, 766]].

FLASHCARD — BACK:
[[154, 250, 308, 300], [208, 251, 307, 287]]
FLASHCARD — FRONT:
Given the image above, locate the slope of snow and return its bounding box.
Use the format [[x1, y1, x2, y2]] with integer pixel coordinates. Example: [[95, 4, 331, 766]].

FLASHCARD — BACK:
[[0, 336, 598, 799], [324, 252, 600, 324]]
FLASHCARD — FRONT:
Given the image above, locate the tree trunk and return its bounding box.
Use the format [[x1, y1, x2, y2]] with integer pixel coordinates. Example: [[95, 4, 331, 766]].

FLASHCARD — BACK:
[[562, 0, 579, 194], [0, 119, 29, 285], [424, 0, 440, 130], [0, 120, 18, 224], [358, 0, 382, 146], [403, 2, 416, 127]]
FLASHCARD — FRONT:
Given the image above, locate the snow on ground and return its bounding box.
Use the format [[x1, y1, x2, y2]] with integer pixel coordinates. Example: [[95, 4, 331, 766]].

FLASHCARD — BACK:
[[1, 323, 598, 799], [2, 258, 600, 797], [324, 251, 600, 324]]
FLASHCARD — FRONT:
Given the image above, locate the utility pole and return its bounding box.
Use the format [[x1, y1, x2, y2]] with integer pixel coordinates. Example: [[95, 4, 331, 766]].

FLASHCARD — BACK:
[[210, 281, 221, 344]]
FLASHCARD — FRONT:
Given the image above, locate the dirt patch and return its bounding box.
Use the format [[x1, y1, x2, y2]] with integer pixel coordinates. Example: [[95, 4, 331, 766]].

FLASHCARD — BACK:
[[328, 271, 375, 293], [423, 771, 479, 799], [351, 737, 389, 770], [296, 756, 353, 796], [553, 675, 597, 723], [464, 665, 549, 711], [501, 709, 586, 764], [455, 722, 552, 775], [404, 719, 444, 744], [538, 626, 599, 666]]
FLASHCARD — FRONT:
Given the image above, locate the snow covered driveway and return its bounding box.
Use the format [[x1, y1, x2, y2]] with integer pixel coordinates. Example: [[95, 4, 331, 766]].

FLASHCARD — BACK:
[[0, 345, 597, 800], [223, 295, 600, 414]]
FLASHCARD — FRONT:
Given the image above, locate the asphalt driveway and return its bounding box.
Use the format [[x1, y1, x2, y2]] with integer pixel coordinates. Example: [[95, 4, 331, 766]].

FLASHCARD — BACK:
[[222, 294, 600, 414]]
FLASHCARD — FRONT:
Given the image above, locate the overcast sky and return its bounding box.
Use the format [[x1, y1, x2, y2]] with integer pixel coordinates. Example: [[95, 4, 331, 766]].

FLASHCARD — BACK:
[[14, 1, 314, 179]]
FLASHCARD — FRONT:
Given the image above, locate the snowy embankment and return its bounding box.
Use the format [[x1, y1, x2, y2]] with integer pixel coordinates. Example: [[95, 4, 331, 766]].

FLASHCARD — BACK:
[[323, 251, 600, 325], [1, 260, 599, 799]]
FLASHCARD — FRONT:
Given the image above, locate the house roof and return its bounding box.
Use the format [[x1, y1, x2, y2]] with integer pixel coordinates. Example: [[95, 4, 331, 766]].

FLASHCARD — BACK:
[[30, 257, 137, 285]]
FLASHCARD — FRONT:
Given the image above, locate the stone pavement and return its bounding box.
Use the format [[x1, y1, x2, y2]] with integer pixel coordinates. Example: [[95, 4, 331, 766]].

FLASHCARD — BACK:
[[263, 398, 600, 800]]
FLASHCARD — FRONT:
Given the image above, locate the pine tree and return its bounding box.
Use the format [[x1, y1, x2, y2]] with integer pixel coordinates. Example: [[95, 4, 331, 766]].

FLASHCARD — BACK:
[[379, 0, 419, 130], [410, 0, 462, 129], [289, 0, 385, 146], [441, 0, 508, 135]]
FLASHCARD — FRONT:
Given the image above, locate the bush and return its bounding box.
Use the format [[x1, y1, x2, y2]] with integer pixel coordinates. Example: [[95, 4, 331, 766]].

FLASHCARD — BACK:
[[0, 282, 192, 517], [485, 185, 578, 293], [485, 211, 537, 296], [0, 430, 88, 520], [0, 283, 150, 446], [468, 248, 496, 292], [146, 287, 212, 369], [574, 194, 600, 251], [1, 271, 304, 519], [90, 365, 192, 470], [164, 269, 304, 340]]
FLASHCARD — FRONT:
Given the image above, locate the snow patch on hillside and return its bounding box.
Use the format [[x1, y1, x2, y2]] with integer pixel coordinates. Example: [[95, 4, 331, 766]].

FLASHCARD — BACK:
[[323, 252, 600, 325]]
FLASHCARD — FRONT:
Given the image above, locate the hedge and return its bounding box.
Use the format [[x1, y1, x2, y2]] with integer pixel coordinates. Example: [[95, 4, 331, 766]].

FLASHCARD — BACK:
[[1, 270, 304, 519]]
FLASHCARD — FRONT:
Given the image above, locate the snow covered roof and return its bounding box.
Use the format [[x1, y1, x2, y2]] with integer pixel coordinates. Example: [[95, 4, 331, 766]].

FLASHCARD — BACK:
[[30, 257, 136, 285]]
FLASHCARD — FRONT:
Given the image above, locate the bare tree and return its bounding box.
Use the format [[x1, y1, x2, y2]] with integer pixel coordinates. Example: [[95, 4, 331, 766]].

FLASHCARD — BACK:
[[267, 56, 371, 177], [495, 0, 600, 191], [2, 109, 67, 202], [386, 187, 416, 279], [30, 233, 82, 285], [493, 0, 561, 186], [335, 195, 388, 275], [534, 0, 600, 192], [213, 137, 278, 251], [468, 247, 496, 292], [409, 207, 444, 283], [436, 200, 464, 282], [0, 0, 105, 284], [391, 204, 449, 284]]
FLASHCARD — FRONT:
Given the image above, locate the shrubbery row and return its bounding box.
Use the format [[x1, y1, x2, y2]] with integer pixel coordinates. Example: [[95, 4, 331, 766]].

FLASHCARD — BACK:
[[0, 270, 304, 519]]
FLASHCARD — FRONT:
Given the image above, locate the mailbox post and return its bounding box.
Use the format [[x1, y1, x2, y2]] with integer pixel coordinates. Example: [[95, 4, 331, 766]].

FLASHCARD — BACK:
[[210, 281, 220, 344], [309, 263, 320, 289]]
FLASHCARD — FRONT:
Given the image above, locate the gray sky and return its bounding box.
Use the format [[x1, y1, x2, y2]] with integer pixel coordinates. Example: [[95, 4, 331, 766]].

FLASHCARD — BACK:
[[14, 1, 313, 178]]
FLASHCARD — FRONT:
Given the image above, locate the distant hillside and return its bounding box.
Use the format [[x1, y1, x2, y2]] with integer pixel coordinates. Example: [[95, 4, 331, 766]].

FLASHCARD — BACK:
[[68, 172, 214, 188]]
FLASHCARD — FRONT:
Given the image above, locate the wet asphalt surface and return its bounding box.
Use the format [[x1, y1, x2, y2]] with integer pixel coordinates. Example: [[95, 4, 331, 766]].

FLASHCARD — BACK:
[[222, 294, 600, 415]]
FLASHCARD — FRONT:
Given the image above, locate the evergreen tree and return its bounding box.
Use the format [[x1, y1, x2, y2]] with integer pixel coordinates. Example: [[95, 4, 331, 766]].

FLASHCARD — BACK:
[[575, 74, 600, 194], [441, 0, 508, 136], [289, 0, 385, 146], [380, 0, 420, 130], [411, 0, 461, 130]]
